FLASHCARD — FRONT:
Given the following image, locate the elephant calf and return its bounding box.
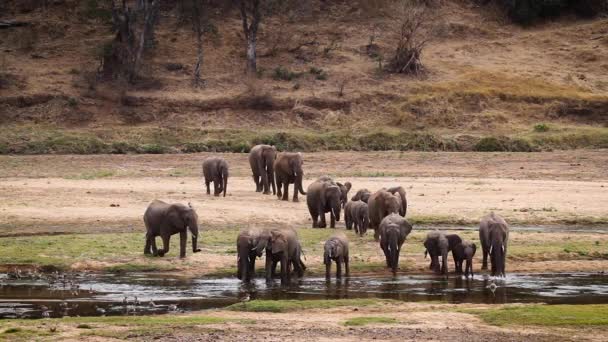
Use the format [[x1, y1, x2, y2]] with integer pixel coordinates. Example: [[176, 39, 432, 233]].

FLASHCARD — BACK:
[[143, 200, 202, 258], [423, 231, 462, 275], [202, 157, 229, 197], [345, 200, 369, 236], [379, 213, 413, 274], [479, 212, 509, 277], [452, 240, 477, 278], [236, 228, 271, 282], [368, 189, 403, 241], [324, 234, 349, 279], [351, 188, 371, 203]]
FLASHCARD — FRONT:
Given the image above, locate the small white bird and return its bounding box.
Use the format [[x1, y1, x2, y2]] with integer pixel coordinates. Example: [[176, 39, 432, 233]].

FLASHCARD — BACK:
[[95, 305, 106, 316], [168, 304, 178, 312], [42, 310, 50, 319], [241, 294, 251, 302], [487, 281, 498, 294], [148, 300, 157, 308]]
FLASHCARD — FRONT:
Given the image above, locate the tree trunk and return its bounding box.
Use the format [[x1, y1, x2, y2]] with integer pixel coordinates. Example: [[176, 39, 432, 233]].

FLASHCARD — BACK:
[[246, 33, 256, 74]]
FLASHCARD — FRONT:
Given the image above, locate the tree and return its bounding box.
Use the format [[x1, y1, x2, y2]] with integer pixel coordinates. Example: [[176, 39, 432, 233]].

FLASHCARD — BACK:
[[192, 0, 207, 87], [99, 0, 159, 82], [239, 0, 261, 74]]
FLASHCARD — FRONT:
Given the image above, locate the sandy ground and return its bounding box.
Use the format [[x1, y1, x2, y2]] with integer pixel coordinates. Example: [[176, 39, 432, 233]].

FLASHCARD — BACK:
[[1, 151, 607, 236]]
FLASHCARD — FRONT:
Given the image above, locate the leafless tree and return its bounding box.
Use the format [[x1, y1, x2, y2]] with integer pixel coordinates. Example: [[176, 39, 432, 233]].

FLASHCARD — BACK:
[[191, 0, 207, 87], [386, 1, 435, 75], [239, 0, 261, 74], [100, 0, 158, 82]]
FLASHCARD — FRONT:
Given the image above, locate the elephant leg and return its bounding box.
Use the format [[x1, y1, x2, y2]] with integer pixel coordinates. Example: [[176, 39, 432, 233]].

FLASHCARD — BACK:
[[179, 231, 187, 258], [374, 228, 380, 242], [271, 260, 279, 278], [325, 261, 331, 279], [253, 174, 261, 192], [144, 233, 152, 255], [441, 252, 448, 275], [345, 255, 350, 277], [213, 181, 220, 196], [280, 254, 288, 284], [159, 234, 170, 257], [151, 236, 158, 256], [330, 212, 336, 228], [336, 256, 342, 279], [265, 251, 273, 282], [292, 186, 299, 202], [282, 183, 289, 201], [248, 255, 256, 281], [205, 181, 211, 195], [319, 213, 327, 229], [481, 246, 488, 270]]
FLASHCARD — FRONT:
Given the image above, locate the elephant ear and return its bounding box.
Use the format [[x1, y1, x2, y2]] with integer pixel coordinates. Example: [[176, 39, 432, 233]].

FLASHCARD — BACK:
[[343, 182, 352, 192], [271, 232, 287, 254], [165, 205, 185, 229]]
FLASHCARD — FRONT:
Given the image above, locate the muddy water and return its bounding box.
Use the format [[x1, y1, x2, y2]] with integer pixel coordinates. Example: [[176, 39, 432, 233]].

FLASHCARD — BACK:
[[1, 272, 607, 319]]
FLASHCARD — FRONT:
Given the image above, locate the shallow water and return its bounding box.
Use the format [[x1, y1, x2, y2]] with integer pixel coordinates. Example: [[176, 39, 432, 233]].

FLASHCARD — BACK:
[[1, 272, 607, 319]]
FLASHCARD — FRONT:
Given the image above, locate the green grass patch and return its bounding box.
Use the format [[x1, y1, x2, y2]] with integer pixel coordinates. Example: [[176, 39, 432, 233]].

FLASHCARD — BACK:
[[464, 304, 608, 327], [228, 298, 392, 313], [64, 169, 115, 180], [343, 316, 398, 326]]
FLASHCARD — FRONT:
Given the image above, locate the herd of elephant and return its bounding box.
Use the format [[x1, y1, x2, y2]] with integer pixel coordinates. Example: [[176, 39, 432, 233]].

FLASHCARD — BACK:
[[143, 144, 510, 284]]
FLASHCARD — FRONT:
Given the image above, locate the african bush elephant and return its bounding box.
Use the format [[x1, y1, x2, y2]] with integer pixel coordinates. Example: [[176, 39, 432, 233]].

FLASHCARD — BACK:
[[274, 152, 307, 202], [379, 213, 413, 274], [386, 186, 407, 217], [307, 177, 342, 228], [423, 232, 462, 275], [351, 188, 371, 203], [324, 234, 349, 279], [249, 144, 277, 195], [479, 212, 509, 277], [265, 228, 306, 284], [236, 228, 271, 282], [317, 175, 352, 208], [143, 200, 202, 258], [368, 189, 403, 241], [452, 241, 477, 278], [202, 157, 229, 197], [345, 200, 369, 236]]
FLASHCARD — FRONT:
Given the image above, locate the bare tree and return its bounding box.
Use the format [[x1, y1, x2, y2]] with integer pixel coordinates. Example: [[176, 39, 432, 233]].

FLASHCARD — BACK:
[[239, 0, 261, 74], [191, 0, 207, 87], [386, 1, 435, 75], [100, 0, 158, 82]]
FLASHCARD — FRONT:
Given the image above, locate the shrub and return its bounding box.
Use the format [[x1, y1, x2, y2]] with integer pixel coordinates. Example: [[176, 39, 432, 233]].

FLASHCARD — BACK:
[[272, 66, 301, 81], [140, 144, 168, 154], [534, 123, 549, 132]]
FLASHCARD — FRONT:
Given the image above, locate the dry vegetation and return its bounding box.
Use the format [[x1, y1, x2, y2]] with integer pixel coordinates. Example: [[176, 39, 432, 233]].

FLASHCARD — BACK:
[[0, 0, 607, 153]]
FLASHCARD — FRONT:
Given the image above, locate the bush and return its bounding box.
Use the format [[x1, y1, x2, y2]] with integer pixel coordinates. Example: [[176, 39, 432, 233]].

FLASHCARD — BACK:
[[140, 144, 168, 154], [534, 123, 549, 132], [272, 66, 301, 81], [474, 136, 535, 152]]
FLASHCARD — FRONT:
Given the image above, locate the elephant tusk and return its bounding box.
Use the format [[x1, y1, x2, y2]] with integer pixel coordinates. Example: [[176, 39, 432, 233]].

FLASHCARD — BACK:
[[502, 244, 505, 253], [489, 245, 493, 254]]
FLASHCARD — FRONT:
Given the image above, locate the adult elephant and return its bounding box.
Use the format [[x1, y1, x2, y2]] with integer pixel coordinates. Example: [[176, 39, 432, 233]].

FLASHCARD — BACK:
[[479, 212, 509, 277], [265, 228, 306, 284], [317, 175, 352, 208], [307, 177, 342, 228], [368, 189, 402, 241], [386, 186, 407, 217], [351, 188, 371, 203], [248, 144, 277, 195], [202, 157, 229, 197], [379, 213, 413, 274], [236, 228, 271, 282], [274, 152, 307, 202], [453, 240, 477, 278], [423, 232, 462, 275], [143, 200, 202, 258]]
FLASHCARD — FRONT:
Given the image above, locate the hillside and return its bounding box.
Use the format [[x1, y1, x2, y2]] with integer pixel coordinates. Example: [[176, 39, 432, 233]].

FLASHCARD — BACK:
[[1, 0, 607, 153]]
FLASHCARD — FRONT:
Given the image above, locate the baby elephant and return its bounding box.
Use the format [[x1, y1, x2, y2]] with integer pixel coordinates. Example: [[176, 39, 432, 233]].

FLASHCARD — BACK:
[[452, 241, 477, 278], [345, 200, 369, 236], [202, 157, 229, 197], [324, 234, 349, 279]]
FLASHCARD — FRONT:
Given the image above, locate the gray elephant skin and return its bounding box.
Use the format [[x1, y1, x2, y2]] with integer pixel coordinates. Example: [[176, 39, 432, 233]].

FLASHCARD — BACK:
[[423, 232, 462, 275], [345, 200, 369, 236], [249, 144, 277, 195], [317, 175, 351, 208], [307, 177, 342, 228], [351, 188, 371, 203], [452, 240, 476, 277], [202, 157, 229, 197], [274, 152, 307, 202], [379, 213, 413, 274], [143, 200, 202, 258], [324, 234, 349, 279], [479, 212, 509, 277], [236, 228, 271, 282], [368, 189, 403, 241], [265, 228, 306, 284], [386, 186, 407, 217]]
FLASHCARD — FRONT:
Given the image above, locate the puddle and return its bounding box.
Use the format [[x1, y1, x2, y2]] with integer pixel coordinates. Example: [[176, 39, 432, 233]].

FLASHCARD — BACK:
[[1, 272, 607, 319]]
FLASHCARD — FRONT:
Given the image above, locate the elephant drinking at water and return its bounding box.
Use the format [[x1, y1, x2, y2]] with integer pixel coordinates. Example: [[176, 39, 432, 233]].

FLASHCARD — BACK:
[[479, 212, 509, 277], [379, 213, 413, 274], [236, 228, 271, 282]]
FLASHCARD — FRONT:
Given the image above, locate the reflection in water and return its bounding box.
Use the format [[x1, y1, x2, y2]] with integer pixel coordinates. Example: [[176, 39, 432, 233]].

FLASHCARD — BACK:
[[1, 272, 607, 318]]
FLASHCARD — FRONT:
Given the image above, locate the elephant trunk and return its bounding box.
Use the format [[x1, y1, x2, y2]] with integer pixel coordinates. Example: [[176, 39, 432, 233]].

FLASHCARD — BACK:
[[296, 174, 306, 195], [332, 202, 341, 222], [189, 223, 200, 252], [490, 241, 506, 277], [387, 229, 399, 274], [222, 169, 228, 197]]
